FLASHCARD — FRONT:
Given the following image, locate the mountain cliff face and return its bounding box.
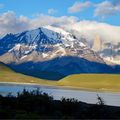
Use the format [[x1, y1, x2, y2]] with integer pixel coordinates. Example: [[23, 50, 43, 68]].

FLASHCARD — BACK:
[[0, 26, 118, 80], [91, 36, 120, 65], [92, 35, 102, 52]]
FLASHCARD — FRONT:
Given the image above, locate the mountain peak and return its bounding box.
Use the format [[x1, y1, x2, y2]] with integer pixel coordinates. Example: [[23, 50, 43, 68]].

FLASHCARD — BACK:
[[0, 26, 104, 65]]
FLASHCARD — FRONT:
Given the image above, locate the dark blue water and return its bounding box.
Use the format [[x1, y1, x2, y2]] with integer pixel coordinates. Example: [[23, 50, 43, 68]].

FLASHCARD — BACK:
[[0, 83, 120, 107]]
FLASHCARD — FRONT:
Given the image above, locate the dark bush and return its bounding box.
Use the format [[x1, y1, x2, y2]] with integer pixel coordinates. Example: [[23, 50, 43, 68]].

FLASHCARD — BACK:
[[0, 89, 120, 119]]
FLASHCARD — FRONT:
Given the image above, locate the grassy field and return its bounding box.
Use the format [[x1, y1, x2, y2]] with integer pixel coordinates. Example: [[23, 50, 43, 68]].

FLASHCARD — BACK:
[[1, 63, 120, 92], [0, 63, 57, 86], [59, 74, 120, 92]]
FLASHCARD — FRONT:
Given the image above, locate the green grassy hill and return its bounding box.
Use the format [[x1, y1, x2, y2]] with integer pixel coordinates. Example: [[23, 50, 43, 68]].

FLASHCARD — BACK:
[[59, 74, 120, 92], [0, 63, 56, 86], [1, 62, 120, 92]]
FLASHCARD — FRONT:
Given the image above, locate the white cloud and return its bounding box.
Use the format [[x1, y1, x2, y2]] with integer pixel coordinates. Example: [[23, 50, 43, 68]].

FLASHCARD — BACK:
[[0, 11, 30, 36], [0, 11, 120, 45], [68, 1, 91, 13], [0, 3, 4, 9], [112, 0, 120, 5], [48, 8, 57, 14], [0, 11, 78, 36], [30, 14, 78, 28], [94, 1, 120, 18], [62, 20, 120, 44]]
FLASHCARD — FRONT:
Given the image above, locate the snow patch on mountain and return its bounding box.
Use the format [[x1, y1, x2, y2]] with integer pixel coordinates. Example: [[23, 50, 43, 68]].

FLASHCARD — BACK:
[[42, 53, 48, 58], [25, 29, 40, 43]]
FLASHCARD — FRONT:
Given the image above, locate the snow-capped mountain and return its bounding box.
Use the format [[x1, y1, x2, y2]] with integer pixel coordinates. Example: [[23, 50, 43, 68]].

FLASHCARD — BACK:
[[0, 26, 104, 64], [0, 25, 119, 80]]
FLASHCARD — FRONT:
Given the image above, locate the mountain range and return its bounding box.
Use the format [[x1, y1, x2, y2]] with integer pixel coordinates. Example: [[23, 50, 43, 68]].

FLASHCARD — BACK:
[[0, 25, 120, 80]]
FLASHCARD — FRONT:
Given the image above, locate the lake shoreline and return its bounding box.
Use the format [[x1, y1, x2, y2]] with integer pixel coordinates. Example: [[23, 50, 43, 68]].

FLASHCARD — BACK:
[[0, 81, 120, 94], [1, 82, 120, 107]]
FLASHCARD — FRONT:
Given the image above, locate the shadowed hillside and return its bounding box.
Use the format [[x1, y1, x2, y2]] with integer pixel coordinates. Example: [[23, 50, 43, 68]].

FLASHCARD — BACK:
[[0, 62, 56, 85], [8, 56, 118, 80]]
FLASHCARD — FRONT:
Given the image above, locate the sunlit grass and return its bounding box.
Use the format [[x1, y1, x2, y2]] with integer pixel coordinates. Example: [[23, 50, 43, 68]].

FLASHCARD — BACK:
[[0, 63, 57, 86], [1, 63, 120, 92], [59, 74, 120, 92]]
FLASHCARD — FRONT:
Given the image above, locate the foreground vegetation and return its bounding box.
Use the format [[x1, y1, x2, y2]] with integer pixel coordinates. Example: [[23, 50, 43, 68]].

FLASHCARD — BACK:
[[1, 63, 120, 92], [0, 89, 120, 119]]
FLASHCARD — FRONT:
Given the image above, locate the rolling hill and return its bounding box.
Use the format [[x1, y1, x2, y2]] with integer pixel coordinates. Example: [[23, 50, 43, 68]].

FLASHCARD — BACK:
[[0, 62, 56, 86], [59, 74, 120, 92], [1, 62, 120, 92]]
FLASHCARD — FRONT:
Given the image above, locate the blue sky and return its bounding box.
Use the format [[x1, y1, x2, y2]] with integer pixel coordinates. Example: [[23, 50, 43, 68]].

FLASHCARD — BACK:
[[0, 0, 120, 26]]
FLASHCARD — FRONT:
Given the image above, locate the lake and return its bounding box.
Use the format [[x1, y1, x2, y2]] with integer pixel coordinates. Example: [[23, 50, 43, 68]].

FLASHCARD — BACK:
[[0, 83, 120, 107]]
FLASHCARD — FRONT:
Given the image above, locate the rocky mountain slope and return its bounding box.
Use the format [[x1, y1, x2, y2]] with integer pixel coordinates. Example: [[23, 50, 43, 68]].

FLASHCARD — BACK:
[[0, 26, 104, 64]]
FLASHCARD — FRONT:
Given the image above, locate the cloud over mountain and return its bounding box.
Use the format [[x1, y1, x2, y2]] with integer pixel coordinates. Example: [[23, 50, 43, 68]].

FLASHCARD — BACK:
[[0, 11, 120, 45], [0, 11, 78, 37], [62, 20, 120, 43], [0, 11, 30, 36]]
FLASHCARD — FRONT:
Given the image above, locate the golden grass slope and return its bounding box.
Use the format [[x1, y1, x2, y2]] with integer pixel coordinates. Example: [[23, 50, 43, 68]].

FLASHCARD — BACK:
[[59, 74, 120, 92], [0, 63, 56, 86]]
